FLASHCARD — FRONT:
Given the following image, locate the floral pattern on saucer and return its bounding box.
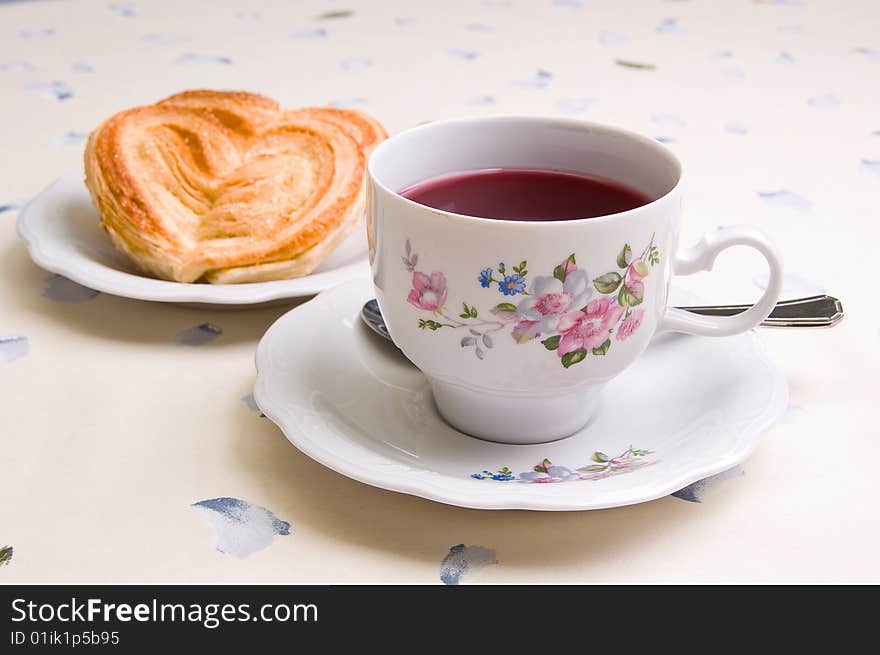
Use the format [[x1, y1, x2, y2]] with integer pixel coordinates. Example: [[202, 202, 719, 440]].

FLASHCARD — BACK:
[[404, 237, 659, 367], [471, 447, 654, 483]]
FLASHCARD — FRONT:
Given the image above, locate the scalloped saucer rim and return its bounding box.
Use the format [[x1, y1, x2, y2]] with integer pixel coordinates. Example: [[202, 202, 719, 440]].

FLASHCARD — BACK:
[[254, 277, 788, 511], [16, 173, 370, 305]]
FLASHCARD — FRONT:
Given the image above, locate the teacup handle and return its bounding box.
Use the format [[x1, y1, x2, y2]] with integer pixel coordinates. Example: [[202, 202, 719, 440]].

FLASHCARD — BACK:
[[658, 226, 783, 336]]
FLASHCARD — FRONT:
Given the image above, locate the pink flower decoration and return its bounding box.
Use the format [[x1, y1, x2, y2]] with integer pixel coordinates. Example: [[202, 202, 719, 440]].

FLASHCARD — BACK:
[[625, 278, 644, 299], [407, 271, 447, 311], [556, 296, 625, 356], [559, 256, 577, 278], [511, 319, 541, 344], [534, 292, 572, 317], [616, 308, 645, 341], [628, 259, 647, 282]]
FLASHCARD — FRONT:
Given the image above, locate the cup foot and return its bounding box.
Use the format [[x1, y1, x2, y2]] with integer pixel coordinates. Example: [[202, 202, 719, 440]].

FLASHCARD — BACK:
[[428, 377, 603, 444]]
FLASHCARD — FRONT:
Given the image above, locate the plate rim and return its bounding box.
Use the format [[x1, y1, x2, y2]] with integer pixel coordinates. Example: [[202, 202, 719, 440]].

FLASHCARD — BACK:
[[253, 278, 789, 511], [16, 173, 371, 304]]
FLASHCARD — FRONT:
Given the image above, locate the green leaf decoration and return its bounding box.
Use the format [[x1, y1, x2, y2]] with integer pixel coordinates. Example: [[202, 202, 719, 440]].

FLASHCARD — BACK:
[[648, 245, 660, 266], [592, 338, 611, 356], [632, 260, 650, 278], [541, 335, 561, 350], [592, 451, 609, 463], [470, 305, 478, 318], [491, 302, 518, 314], [577, 464, 608, 473], [561, 348, 587, 368], [617, 244, 632, 268], [593, 272, 623, 294], [533, 458, 552, 473], [618, 282, 644, 307], [553, 254, 576, 283], [631, 449, 652, 457]]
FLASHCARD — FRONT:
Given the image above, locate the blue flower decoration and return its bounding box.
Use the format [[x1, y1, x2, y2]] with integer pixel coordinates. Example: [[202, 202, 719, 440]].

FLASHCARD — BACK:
[[471, 473, 485, 480], [499, 274, 526, 296], [491, 473, 515, 481], [478, 268, 493, 288]]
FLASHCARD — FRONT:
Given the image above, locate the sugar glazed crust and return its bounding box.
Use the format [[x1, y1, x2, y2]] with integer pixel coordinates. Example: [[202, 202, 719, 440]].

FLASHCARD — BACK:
[[83, 90, 387, 283]]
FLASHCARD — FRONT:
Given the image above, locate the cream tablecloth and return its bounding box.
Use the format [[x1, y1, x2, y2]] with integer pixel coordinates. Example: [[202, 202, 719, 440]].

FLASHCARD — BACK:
[[1, 0, 878, 583]]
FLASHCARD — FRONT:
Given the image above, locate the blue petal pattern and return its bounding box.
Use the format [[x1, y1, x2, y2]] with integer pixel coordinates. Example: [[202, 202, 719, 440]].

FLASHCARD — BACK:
[[757, 190, 812, 211]]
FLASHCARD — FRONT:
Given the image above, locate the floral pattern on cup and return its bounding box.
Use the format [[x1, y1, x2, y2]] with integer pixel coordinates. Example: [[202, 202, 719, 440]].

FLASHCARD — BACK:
[[471, 447, 654, 483], [404, 237, 660, 366]]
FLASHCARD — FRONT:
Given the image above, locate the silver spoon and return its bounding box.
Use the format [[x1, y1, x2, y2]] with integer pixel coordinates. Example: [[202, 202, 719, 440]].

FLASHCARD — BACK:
[[361, 295, 844, 342]]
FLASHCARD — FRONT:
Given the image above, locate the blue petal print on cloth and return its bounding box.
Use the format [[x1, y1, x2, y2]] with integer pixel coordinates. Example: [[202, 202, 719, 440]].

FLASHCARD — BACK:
[[465, 95, 495, 106], [175, 324, 222, 346], [656, 18, 684, 34], [192, 498, 290, 559], [724, 122, 748, 134], [779, 403, 808, 425], [240, 393, 263, 416], [655, 136, 676, 144], [0, 60, 34, 72], [0, 200, 26, 214], [672, 466, 744, 503], [757, 190, 812, 211], [776, 51, 795, 63], [25, 81, 73, 101], [860, 159, 880, 177], [71, 60, 95, 73], [290, 28, 328, 39], [330, 97, 367, 108], [43, 275, 99, 302], [57, 131, 88, 145], [721, 67, 745, 80], [0, 337, 29, 363], [852, 48, 880, 61], [142, 34, 190, 44], [0, 546, 12, 567], [598, 31, 627, 46], [175, 53, 232, 65], [467, 23, 493, 32], [442, 48, 480, 60], [110, 3, 138, 17], [340, 58, 371, 71], [555, 97, 596, 113], [807, 93, 839, 108], [19, 27, 55, 39], [512, 69, 552, 88], [652, 113, 684, 126], [440, 545, 497, 585]]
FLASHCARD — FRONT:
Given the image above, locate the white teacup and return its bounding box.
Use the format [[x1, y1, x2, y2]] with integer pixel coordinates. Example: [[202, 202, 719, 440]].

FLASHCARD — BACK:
[[367, 117, 782, 444]]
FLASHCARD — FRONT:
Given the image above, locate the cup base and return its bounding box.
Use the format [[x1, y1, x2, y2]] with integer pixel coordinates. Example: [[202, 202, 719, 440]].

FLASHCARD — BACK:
[[428, 377, 603, 444]]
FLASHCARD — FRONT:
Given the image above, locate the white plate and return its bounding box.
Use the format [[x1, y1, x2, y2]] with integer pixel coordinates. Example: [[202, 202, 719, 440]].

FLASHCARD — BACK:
[[254, 278, 788, 511], [16, 174, 370, 304]]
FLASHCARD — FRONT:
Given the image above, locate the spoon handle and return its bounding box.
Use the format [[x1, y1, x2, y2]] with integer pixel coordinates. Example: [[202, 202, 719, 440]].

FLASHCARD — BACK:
[[680, 294, 844, 328]]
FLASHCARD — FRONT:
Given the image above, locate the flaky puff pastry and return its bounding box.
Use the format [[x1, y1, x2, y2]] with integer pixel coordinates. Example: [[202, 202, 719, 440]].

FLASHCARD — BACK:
[[83, 90, 387, 283]]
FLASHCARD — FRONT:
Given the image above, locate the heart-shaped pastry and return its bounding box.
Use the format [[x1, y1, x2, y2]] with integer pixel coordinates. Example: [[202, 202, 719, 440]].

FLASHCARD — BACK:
[[84, 90, 387, 283]]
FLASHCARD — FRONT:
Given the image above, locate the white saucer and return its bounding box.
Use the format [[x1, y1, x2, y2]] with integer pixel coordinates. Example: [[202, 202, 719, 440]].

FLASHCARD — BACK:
[[17, 174, 370, 305], [254, 278, 788, 511]]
